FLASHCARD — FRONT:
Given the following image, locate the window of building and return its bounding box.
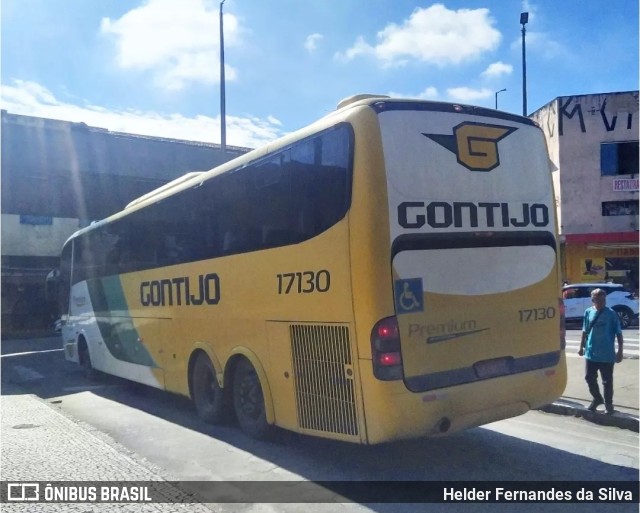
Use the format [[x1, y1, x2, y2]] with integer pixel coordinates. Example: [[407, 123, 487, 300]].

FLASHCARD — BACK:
[[19, 215, 53, 225], [601, 200, 639, 216], [600, 141, 639, 176]]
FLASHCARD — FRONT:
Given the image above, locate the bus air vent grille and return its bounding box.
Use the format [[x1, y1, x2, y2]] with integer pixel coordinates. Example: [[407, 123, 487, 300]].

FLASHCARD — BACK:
[[290, 324, 358, 436]]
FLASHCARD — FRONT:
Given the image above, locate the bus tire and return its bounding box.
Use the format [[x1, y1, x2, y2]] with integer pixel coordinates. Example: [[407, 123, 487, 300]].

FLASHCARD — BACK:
[[78, 338, 97, 380], [192, 353, 227, 425], [233, 358, 273, 440]]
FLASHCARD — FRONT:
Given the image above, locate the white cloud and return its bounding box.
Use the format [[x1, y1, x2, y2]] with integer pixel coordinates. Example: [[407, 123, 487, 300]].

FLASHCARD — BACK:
[[446, 87, 492, 102], [517, 2, 567, 58], [1, 80, 284, 148], [336, 4, 501, 67], [100, 0, 241, 91], [481, 61, 513, 79], [336, 36, 374, 62], [512, 31, 566, 59], [1, 80, 60, 106], [388, 87, 439, 100], [304, 33, 323, 53], [521, 1, 537, 23]]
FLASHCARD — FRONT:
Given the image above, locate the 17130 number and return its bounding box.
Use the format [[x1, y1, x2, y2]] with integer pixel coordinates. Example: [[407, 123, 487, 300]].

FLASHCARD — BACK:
[[519, 307, 556, 322], [277, 270, 331, 294]]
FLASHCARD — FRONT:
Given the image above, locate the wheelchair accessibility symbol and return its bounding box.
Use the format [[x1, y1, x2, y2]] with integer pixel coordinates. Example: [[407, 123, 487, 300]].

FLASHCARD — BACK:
[[395, 278, 424, 314]]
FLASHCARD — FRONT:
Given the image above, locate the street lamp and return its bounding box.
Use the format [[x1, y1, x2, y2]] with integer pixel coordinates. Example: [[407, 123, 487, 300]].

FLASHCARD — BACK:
[[520, 12, 528, 116], [495, 88, 506, 110], [219, 0, 227, 153]]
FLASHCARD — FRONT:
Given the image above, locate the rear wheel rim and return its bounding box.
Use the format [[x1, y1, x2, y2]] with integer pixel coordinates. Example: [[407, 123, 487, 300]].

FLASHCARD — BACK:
[[617, 310, 630, 328], [192, 355, 228, 424], [198, 366, 217, 408], [80, 349, 91, 370], [238, 368, 263, 421]]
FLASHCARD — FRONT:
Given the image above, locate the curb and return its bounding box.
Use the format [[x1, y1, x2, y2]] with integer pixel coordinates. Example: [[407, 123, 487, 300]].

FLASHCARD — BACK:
[[538, 400, 639, 433]]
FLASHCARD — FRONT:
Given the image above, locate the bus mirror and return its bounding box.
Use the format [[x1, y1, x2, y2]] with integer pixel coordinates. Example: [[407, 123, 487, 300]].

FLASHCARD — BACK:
[[45, 268, 60, 302], [46, 268, 60, 282]]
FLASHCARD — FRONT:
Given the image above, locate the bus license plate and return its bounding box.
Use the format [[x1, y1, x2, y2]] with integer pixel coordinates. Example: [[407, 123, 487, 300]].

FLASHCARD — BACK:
[[474, 357, 513, 379]]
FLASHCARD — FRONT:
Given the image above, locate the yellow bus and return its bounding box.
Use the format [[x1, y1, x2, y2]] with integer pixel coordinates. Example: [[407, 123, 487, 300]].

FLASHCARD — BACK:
[[59, 95, 566, 444]]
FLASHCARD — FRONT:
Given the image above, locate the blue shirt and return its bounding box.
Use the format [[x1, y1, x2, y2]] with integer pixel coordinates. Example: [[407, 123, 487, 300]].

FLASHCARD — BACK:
[[582, 306, 622, 363]]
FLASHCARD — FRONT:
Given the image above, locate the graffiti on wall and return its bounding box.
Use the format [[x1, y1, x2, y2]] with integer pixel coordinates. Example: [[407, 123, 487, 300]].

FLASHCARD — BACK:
[[558, 92, 639, 136]]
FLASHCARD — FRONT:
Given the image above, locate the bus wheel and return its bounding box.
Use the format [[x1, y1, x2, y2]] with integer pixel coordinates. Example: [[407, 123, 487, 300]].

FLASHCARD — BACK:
[[192, 353, 227, 424], [78, 339, 96, 380], [233, 359, 272, 440]]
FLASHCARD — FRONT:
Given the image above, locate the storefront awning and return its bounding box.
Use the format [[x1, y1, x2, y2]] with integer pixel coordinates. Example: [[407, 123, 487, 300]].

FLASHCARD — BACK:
[[564, 231, 639, 245]]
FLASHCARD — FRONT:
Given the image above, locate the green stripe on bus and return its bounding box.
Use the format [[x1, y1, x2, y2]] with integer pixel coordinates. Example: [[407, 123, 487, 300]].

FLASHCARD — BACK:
[[87, 277, 158, 368]]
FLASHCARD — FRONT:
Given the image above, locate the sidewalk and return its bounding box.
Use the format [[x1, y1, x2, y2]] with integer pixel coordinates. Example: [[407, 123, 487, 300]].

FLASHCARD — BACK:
[[539, 354, 639, 432], [0, 382, 213, 512]]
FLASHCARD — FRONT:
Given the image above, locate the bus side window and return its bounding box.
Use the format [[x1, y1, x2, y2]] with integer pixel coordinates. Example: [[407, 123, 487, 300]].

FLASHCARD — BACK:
[[161, 235, 185, 264], [222, 230, 236, 253], [222, 225, 259, 254], [289, 125, 351, 240], [129, 229, 159, 269], [261, 225, 292, 247]]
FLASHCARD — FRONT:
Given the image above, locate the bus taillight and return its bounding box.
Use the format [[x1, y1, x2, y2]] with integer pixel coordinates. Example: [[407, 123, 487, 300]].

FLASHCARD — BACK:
[[377, 321, 398, 339], [378, 352, 402, 366], [371, 316, 403, 381], [559, 298, 566, 349]]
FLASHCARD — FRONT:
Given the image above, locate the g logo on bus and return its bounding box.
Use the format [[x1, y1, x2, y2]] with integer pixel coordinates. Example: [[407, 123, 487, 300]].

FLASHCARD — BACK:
[[423, 122, 518, 172]]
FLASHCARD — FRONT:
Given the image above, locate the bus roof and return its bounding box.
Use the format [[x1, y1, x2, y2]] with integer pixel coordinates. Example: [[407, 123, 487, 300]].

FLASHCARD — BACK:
[[124, 172, 205, 210]]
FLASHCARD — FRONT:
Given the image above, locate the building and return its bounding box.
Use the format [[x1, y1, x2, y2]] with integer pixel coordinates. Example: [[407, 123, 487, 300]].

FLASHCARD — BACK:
[[531, 91, 639, 292], [1, 111, 250, 333]]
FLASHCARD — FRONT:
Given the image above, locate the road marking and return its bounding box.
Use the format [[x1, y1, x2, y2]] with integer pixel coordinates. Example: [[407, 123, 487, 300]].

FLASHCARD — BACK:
[[11, 365, 45, 381], [564, 341, 638, 359], [1, 349, 64, 358], [61, 385, 114, 392]]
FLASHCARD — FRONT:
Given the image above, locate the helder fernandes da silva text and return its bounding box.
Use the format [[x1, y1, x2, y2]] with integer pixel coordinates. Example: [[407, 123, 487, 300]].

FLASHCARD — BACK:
[[444, 487, 633, 502]]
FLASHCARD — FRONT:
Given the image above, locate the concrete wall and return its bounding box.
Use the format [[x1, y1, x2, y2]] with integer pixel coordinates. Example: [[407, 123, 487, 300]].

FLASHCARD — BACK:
[[1, 215, 79, 257], [0, 111, 251, 334], [532, 100, 563, 230], [532, 91, 639, 236]]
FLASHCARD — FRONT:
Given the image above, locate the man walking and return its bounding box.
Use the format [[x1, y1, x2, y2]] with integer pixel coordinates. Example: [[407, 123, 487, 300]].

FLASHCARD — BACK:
[[578, 288, 624, 414]]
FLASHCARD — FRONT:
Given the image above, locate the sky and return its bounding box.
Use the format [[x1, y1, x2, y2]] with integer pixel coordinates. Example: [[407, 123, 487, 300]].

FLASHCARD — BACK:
[[1, 0, 638, 149]]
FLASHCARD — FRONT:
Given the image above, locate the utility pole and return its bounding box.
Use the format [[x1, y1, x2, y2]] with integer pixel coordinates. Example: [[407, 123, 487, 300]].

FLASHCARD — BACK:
[[520, 12, 529, 116], [495, 88, 506, 110], [219, 0, 227, 153]]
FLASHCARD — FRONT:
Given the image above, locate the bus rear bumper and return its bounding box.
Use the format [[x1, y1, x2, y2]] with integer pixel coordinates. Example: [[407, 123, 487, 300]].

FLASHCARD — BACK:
[[425, 401, 531, 436], [361, 357, 566, 444]]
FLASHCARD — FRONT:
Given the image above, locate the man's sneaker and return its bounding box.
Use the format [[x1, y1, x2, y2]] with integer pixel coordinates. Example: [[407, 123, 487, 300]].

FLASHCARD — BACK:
[[605, 404, 615, 415], [588, 398, 604, 412]]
